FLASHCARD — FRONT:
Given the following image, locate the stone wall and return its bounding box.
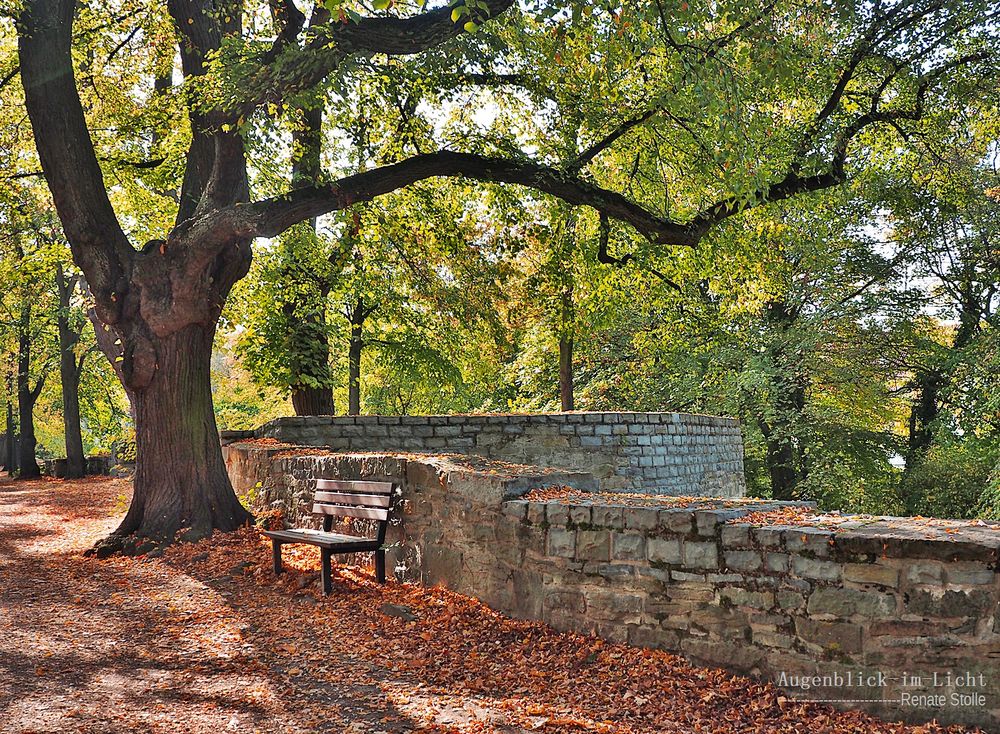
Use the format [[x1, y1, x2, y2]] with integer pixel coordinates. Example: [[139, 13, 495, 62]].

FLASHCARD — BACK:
[[243, 411, 746, 497], [224, 443, 1000, 730]]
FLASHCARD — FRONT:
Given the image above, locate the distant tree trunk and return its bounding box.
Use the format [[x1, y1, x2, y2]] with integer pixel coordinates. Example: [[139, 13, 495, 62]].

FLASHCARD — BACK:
[[348, 296, 365, 416], [559, 333, 574, 411], [756, 299, 810, 500], [56, 266, 86, 478], [5, 373, 15, 477], [904, 294, 979, 472], [558, 273, 575, 411], [905, 370, 941, 471], [288, 94, 336, 417], [16, 303, 43, 480], [761, 430, 799, 501]]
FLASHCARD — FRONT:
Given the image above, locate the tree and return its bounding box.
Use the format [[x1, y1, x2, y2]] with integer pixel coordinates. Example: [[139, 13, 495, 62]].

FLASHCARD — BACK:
[[13, 0, 997, 551], [0, 202, 58, 479], [55, 264, 92, 478]]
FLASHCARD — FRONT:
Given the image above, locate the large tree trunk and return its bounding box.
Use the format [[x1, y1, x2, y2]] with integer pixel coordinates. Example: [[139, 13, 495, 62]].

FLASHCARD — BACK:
[[16, 305, 41, 480], [96, 324, 252, 556], [348, 297, 365, 416], [56, 268, 86, 479]]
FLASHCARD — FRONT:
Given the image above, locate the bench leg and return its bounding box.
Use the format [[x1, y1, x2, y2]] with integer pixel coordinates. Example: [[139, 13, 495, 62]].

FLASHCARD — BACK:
[[320, 548, 333, 595], [272, 540, 282, 575], [375, 548, 387, 584]]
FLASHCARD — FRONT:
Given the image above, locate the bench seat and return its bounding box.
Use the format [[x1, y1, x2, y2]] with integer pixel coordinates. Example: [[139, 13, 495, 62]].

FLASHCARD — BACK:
[[264, 528, 381, 552], [264, 479, 396, 593]]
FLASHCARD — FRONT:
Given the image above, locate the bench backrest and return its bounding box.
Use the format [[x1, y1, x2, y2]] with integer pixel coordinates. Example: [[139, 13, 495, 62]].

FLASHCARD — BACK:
[[313, 479, 395, 540]]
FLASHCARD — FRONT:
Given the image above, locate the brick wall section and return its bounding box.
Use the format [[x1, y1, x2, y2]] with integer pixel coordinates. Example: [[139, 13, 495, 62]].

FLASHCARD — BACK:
[[224, 443, 1000, 730], [245, 411, 746, 497]]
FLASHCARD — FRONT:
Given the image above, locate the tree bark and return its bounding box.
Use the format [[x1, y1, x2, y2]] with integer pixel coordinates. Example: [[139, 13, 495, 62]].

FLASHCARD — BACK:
[[5, 373, 15, 477], [16, 303, 42, 480], [559, 334, 574, 411], [559, 282, 575, 411], [291, 386, 335, 416], [763, 434, 800, 501], [95, 324, 252, 556], [348, 297, 365, 416], [56, 267, 86, 478]]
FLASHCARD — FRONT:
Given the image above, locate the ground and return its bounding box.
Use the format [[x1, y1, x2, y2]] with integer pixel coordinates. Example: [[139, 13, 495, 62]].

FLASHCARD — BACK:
[[0, 477, 979, 734]]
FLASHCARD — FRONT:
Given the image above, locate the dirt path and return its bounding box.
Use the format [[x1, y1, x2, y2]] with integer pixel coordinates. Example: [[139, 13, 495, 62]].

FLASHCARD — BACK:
[[0, 477, 977, 734]]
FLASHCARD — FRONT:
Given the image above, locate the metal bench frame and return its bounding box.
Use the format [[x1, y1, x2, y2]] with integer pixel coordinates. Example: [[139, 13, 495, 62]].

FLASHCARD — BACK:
[[263, 479, 395, 593]]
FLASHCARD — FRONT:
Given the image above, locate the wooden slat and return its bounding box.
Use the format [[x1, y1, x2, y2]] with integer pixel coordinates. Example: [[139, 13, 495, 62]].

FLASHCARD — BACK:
[[314, 491, 391, 508], [312, 503, 390, 521], [315, 479, 394, 495], [263, 528, 380, 551]]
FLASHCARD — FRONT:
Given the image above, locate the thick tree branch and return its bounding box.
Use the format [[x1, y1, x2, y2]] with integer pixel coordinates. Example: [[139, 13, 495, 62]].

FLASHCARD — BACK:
[[168, 0, 249, 222], [17, 0, 133, 324], [232, 0, 515, 121], [230, 151, 694, 246], [324, 0, 514, 56]]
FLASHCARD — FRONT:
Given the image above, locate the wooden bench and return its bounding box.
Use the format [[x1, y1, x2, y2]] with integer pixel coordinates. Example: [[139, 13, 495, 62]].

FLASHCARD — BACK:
[[263, 479, 395, 594]]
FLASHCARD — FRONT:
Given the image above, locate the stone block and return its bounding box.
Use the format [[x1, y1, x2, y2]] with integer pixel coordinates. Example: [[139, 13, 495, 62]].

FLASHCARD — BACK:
[[724, 550, 763, 572], [708, 573, 744, 583], [576, 530, 611, 562], [753, 631, 795, 649], [946, 563, 996, 586], [623, 507, 659, 531], [752, 526, 784, 548], [629, 625, 680, 651], [591, 505, 624, 529], [682, 540, 719, 570], [542, 590, 586, 615], [526, 502, 546, 525], [843, 563, 899, 588], [776, 590, 806, 610], [694, 510, 723, 536], [806, 587, 896, 617], [545, 502, 570, 527], [794, 618, 863, 653], [765, 553, 790, 573], [568, 504, 592, 526], [791, 556, 842, 582], [671, 570, 706, 582], [721, 524, 752, 547], [596, 564, 638, 582], [586, 590, 644, 623], [661, 509, 694, 534], [611, 532, 646, 561], [905, 560, 946, 585], [720, 588, 774, 610], [784, 528, 833, 557], [546, 527, 577, 558], [647, 537, 682, 564]]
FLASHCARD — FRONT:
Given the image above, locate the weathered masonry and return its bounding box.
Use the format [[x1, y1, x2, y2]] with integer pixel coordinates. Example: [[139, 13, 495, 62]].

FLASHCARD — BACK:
[[225, 424, 1000, 731], [224, 411, 746, 497]]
